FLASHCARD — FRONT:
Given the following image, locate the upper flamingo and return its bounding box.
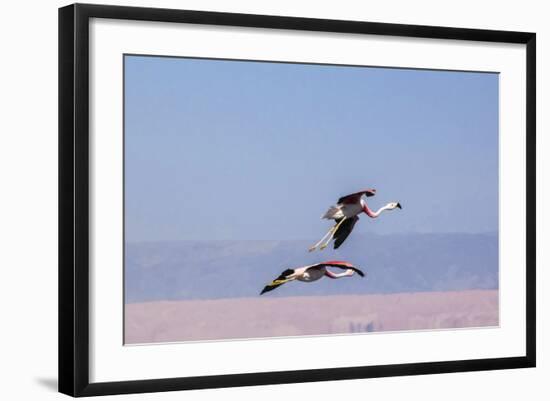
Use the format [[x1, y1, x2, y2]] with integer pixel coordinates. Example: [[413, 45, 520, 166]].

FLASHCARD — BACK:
[[309, 188, 401, 251]]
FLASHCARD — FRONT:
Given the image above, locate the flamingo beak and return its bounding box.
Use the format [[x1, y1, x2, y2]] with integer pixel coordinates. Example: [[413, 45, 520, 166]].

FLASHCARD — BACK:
[[396, 202, 402, 209]]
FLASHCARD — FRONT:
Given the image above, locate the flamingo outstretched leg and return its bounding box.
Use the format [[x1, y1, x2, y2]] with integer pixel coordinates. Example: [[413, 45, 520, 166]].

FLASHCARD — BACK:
[[319, 217, 347, 250], [308, 227, 335, 252]]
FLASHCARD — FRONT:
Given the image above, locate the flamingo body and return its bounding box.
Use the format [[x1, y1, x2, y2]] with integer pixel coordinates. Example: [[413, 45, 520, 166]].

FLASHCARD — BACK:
[[322, 199, 365, 220]]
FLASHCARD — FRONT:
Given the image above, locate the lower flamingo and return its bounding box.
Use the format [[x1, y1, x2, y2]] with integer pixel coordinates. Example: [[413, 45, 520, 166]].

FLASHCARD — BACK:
[[260, 261, 365, 295]]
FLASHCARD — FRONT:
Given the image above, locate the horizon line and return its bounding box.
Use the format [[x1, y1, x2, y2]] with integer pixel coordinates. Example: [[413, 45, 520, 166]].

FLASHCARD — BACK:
[[125, 230, 499, 245]]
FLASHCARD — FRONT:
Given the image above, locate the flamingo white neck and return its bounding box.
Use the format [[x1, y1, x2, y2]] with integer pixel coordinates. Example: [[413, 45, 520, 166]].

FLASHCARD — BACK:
[[324, 268, 354, 279], [363, 202, 393, 218]]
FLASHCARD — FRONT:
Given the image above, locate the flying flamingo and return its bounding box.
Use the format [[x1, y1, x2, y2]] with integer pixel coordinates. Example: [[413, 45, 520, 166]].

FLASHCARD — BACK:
[[260, 261, 365, 295], [308, 189, 401, 252]]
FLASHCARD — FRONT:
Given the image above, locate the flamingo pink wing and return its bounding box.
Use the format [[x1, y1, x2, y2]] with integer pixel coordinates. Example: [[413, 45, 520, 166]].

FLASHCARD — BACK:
[[337, 189, 376, 204], [321, 261, 354, 268]]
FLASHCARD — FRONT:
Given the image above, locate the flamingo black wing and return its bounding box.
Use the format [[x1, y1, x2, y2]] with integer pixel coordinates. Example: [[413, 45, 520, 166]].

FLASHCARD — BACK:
[[260, 269, 294, 295], [333, 215, 359, 249]]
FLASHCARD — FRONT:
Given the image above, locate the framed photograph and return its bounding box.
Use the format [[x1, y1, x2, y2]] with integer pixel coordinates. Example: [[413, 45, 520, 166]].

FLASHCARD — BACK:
[[58, 3, 536, 397]]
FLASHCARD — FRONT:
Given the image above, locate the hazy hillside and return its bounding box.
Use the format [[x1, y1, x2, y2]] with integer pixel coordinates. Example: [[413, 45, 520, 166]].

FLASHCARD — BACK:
[[125, 232, 498, 302], [125, 290, 499, 344]]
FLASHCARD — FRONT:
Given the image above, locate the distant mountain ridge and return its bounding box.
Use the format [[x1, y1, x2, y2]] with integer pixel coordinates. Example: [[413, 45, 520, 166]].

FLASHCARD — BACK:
[[125, 232, 498, 303]]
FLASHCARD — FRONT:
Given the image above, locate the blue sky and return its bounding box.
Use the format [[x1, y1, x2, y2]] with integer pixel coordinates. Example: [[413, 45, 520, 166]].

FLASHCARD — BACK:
[[124, 55, 499, 242]]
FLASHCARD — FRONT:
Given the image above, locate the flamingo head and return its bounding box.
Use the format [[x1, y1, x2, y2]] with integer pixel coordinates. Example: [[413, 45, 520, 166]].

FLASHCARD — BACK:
[[387, 202, 402, 210]]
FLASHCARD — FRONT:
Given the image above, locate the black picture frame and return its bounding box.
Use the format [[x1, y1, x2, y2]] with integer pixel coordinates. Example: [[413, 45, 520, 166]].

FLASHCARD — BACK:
[[59, 3, 536, 397]]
